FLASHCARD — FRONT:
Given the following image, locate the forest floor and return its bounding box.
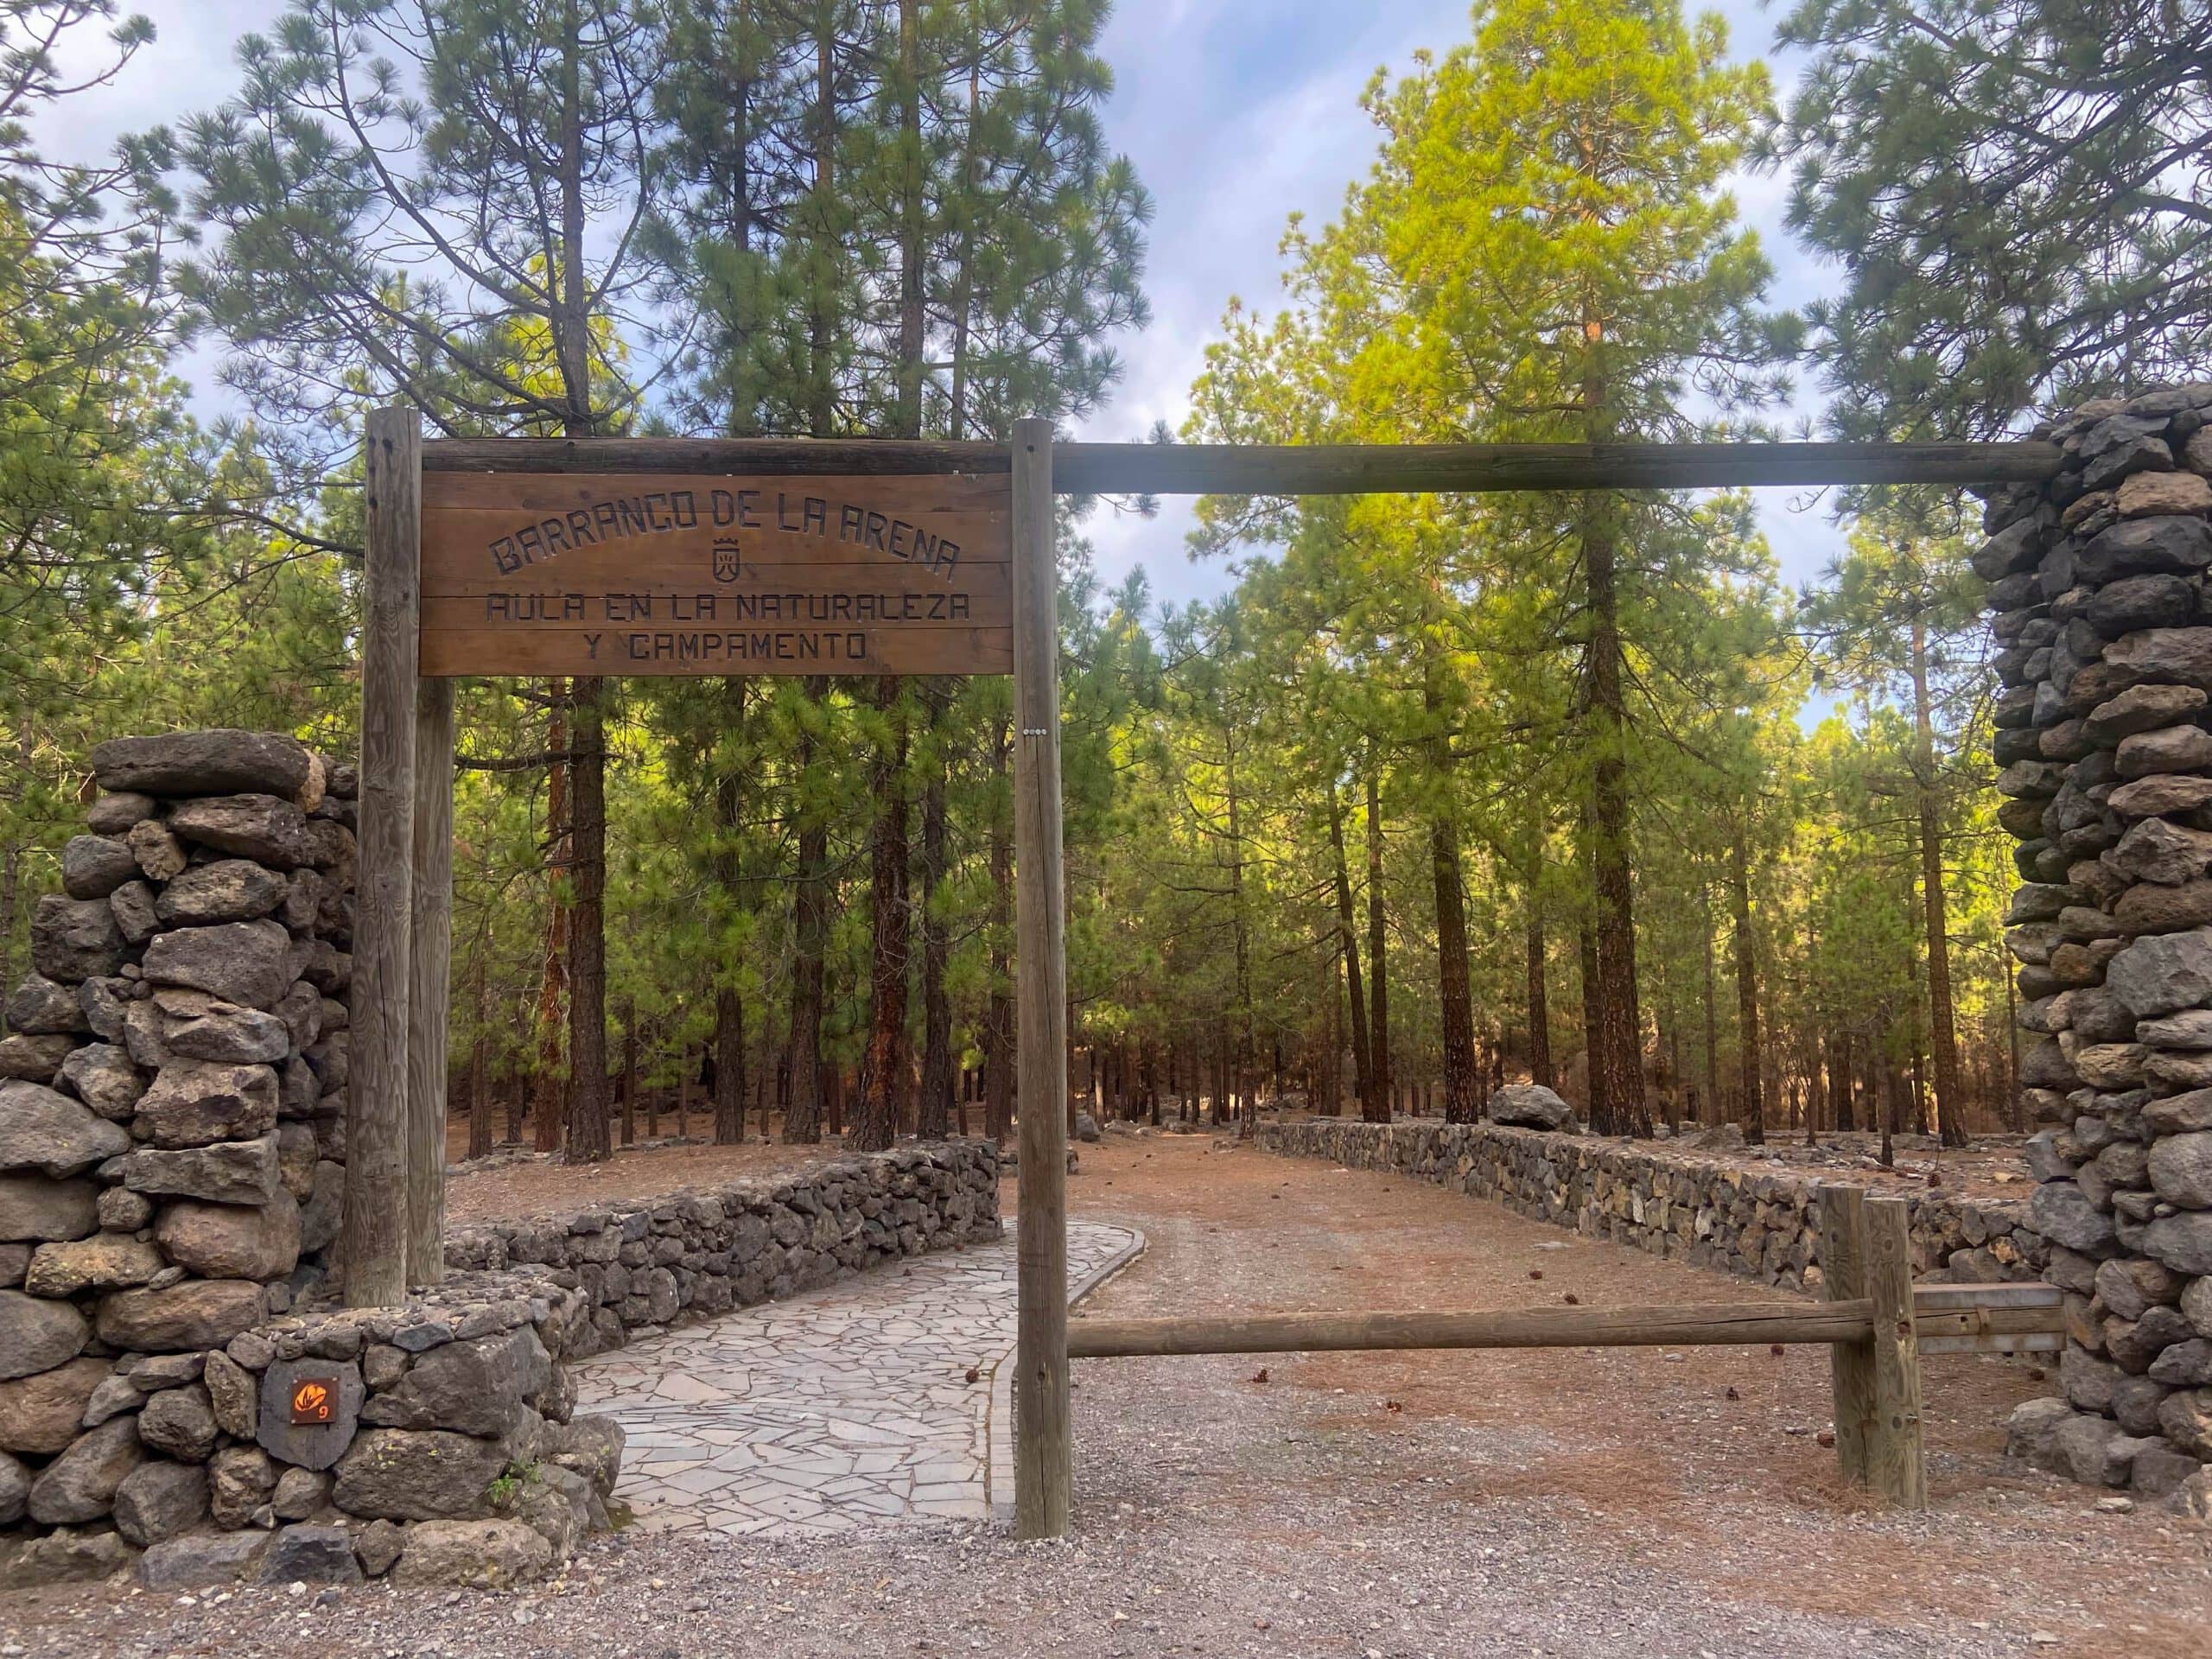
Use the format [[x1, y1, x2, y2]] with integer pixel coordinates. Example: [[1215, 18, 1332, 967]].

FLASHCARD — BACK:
[[9, 1133, 2202, 1659]]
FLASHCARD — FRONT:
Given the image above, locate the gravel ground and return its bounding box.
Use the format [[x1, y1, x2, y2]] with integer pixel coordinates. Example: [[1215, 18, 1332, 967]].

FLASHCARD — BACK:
[[4, 1134, 2205, 1659]]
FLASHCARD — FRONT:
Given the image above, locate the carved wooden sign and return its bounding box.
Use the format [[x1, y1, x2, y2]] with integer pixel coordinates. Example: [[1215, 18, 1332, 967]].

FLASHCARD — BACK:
[[418, 471, 1013, 677]]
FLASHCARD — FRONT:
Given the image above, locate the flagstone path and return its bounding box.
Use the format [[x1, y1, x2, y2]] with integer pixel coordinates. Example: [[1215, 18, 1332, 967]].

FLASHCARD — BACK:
[[572, 1220, 1143, 1538]]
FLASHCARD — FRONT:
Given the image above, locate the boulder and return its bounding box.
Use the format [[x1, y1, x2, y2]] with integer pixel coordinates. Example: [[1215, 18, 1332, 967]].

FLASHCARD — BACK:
[[0, 1173, 96, 1242], [2118, 723, 2212, 777], [0, 1081, 129, 1178], [1485, 1083, 1580, 1132], [29, 893, 125, 981], [0, 1525, 137, 1587], [23, 1234, 162, 1297], [84, 791, 158, 836], [541, 1414, 624, 1497], [2076, 515, 2212, 583], [2143, 1211, 2212, 1275], [56, 1042, 143, 1121], [207, 1445, 276, 1529], [60, 836, 139, 900], [0, 1031, 78, 1083], [270, 1465, 328, 1521], [257, 1522, 363, 1586], [0, 1357, 111, 1454], [331, 1428, 507, 1521], [110, 1134, 282, 1205], [140, 919, 294, 1010], [127, 819, 187, 881], [2003, 1395, 2075, 1469], [137, 1384, 218, 1460], [156, 859, 289, 925], [79, 976, 132, 1043], [2106, 927, 2212, 1016], [92, 730, 319, 804], [96, 1185, 151, 1232], [162, 1002, 290, 1065], [299, 1160, 342, 1253], [112, 1460, 209, 1547], [361, 1328, 550, 1439], [108, 879, 159, 944], [353, 1517, 404, 1578], [134, 1059, 278, 1147], [2116, 879, 2212, 934], [1073, 1112, 1102, 1143], [2031, 1180, 2120, 1256], [136, 1529, 270, 1590], [26, 1416, 143, 1523], [164, 795, 310, 870], [0, 1287, 90, 1379], [2085, 682, 2209, 741], [203, 1349, 256, 1439], [2094, 1256, 2186, 1322], [2149, 1131, 2212, 1208], [2118, 467, 2212, 518], [95, 1280, 264, 1352], [156, 1192, 301, 1281], [0, 1450, 24, 1523], [4, 975, 89, 1035], [390, 1518, 552, 1589]]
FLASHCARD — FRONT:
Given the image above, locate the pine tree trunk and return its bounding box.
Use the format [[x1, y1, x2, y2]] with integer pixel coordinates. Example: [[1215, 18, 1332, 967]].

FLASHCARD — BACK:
[[1526, 900, 1553, 1090], [565, 677, 610, 1163], [713, 685, 748, 1147], [620, 1001, 638, 1148], [532, 681, 571, 1152], [853, 675, 911, 1152], [918, 683, 954, 1140], [1364, 766, 1391, 1124], [1699, 882, 1718, 1125], [1730, 810, 1763, 1146], [1327, 786, 1372, 1108], [785, 677, 830, 1144], [1579, 912, 1606, 1123], [467, 955, 492, 1161], [1910, 613, 1967, 1147]]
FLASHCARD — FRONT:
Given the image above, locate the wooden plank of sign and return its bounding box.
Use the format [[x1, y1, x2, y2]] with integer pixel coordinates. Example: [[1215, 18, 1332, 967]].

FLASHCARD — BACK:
[[420, 469, 1011, 678]]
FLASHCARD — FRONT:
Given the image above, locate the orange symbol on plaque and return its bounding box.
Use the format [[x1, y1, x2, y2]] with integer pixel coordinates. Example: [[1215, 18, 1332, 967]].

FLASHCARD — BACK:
[[289, 1380, 334, 1424]]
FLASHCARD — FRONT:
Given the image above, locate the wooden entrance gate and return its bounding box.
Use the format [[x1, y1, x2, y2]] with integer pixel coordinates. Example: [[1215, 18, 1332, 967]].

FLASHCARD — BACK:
[[353, 414, 2069, 1538]]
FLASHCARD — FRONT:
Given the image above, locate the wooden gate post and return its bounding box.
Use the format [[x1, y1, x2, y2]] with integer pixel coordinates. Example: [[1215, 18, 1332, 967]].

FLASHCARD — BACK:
[[1820, 1184, 1925, 1508], [1010, 417, 1071, 1539], [1862, 1196, 1927, 1508], [406, 676, 455, 1286], [345, 404, 422, 1306], [1819, 1183, 1872, 1484]]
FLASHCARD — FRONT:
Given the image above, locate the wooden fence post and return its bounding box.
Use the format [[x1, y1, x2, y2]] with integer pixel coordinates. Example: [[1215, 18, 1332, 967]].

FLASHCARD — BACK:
[[1819, 1183, 1872, 1485], [1011, 417, 1071, 1540], [406, 675, 455, 1286], [345, 404, 421, 1307], [1863, 1196, 1927, 1508]]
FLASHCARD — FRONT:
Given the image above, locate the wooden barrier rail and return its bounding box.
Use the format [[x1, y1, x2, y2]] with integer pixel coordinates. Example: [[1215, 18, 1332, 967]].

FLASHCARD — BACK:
[[1063, 1188, 2063, 1511]]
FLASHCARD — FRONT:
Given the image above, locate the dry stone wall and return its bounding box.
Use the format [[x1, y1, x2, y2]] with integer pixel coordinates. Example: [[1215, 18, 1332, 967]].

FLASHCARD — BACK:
[[443, 1139, 1003, 1357], [1982, 385, 2212, 1497], [1254, 1119, 2044, 1290]]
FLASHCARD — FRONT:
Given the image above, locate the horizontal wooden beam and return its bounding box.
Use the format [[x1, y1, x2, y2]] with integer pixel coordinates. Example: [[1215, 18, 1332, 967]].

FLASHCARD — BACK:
[[1066, 1300, 1880, 1358], [1051, 440, 2068, 497], [423, 436, 2068, 497]]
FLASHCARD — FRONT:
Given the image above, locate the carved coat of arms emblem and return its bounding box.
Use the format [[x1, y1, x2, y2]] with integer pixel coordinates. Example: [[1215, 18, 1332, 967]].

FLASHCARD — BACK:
[[712, 537, 741, 582]]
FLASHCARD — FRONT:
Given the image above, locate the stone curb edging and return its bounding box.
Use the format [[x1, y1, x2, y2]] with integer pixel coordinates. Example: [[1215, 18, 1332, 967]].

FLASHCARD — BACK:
[[984, 1223, 1147, 1521]]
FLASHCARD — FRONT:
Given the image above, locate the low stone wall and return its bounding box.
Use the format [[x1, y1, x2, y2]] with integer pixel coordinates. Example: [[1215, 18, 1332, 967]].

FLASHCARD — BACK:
[[443, 1140, 1003, 1356], [1255, 1118, 2046, 1290], [0, 1267, 623, 1590]]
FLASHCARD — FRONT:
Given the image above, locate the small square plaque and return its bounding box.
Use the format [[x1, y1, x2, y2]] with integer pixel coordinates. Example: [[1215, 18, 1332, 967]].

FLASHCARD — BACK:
[[288, 1375, 340, 1426]]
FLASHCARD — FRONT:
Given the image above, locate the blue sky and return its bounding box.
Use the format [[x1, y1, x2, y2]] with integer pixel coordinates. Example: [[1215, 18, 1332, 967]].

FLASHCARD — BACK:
[[60, 0, 1851, 608]]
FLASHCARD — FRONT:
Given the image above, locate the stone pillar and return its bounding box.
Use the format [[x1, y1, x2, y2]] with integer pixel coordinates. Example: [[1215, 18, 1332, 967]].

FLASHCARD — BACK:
[[1985, 386, 2212, 1505], [0, 730, 355, 1554]]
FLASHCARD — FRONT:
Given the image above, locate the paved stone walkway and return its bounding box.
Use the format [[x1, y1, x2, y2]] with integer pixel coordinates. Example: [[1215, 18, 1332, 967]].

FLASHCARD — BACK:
[[573, 1221, 1143, 1538]]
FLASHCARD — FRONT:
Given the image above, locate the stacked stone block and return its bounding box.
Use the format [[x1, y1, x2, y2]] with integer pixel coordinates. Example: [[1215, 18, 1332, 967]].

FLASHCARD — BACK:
[[445, 1139, 1003, 1357], [1980, 386, 2212, 1500]]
